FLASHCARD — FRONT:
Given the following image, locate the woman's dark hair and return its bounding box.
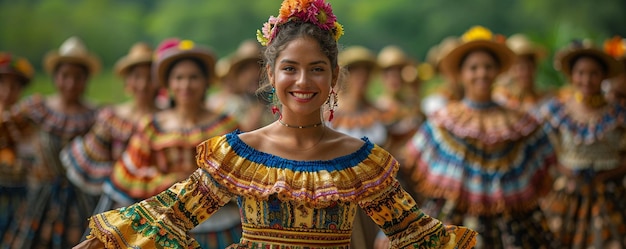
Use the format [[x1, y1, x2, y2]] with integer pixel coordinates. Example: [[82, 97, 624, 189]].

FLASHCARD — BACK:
[[165, 57, 210, 84], [569, 54, 608, 75], [257, 21, 340, 97], [163, 57, 210, 107], [458, 48, 502, 70], [518, 54, 537, 65], [124, 62, 152, 78]]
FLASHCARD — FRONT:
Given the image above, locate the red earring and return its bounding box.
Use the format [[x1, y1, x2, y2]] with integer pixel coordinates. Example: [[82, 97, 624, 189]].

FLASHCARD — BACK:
[[327, 89, 338, 122]]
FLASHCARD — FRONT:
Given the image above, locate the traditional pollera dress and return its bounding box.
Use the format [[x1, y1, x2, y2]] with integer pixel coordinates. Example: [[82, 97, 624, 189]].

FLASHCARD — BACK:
[[326, 105, 388, 249], [0, 110, 27, 241], [539, 98, 626, 248], [86, 130, 477, 248], [405, 99, 557, 248], [101, 114, 240, 249], [61, 107, 138, 196], [328, 106, 387, 146], [376, 97, 424, 162], [2, 94, 97, 249], [492, 84, 551, 115]]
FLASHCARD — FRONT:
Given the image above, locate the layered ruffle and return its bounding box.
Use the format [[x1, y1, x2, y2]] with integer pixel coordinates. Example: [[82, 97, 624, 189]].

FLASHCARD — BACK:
[[105, 114, 238, 204], [0, 111, 26, 186], [11, 94, 96, 140], [429, 101, 539, 145], [328, 106, 388, 145], [540, 98, 626, 145], [407, 118, 555, 215], [61, 107, 137, 194], [492, 85, 551, 114], [196, 131, 399, 208]]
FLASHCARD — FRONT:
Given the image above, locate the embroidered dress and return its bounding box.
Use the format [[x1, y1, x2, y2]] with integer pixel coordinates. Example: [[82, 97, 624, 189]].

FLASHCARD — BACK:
[[2, 94, 97, 249], [326, 105, 389, 249], [0, 110, 27, 241], [60, 107, 137, 196], [86, 131, 477, 249], [492, 84, 550, 115], [539, 98, 626, 247], [328, 106, 387, 145], [102, 114, 240, 249], [405, 100, 556, 248], [376, 97, 424, 161]]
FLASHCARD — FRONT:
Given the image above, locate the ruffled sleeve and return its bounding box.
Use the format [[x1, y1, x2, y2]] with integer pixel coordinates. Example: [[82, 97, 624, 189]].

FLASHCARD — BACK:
[[61, 107, 124, 195], [87, 168, 235, 249], [360, 179, 477, 248], [104, 116, 182, 204], [6, 94, 43, 134]]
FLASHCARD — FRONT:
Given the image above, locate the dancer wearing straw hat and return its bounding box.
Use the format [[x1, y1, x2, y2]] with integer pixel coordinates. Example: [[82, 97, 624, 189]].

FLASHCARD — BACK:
[[207, 40, 272, 131], [93, 38, 240, 249], [60, 42, 160, 214], [538, 39, 626, 248], [403, 26, 557, 248], [492, 34, 551, 114], [2, 36, 101, 249], [0, 52, 34, 243]]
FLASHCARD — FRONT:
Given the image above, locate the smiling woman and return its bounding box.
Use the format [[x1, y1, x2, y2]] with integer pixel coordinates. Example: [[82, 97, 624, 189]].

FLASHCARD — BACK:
[[74, 0, 477, 248], [402, 26, 558, 248]]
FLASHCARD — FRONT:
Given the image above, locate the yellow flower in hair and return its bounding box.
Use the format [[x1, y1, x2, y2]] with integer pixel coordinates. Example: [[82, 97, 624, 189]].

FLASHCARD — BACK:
[[14, 58, 34, 78], [333, 22, 344, 42], [604, 36, 625, 58], [179, 40, 195, 51], [462, 26, 493, 42]]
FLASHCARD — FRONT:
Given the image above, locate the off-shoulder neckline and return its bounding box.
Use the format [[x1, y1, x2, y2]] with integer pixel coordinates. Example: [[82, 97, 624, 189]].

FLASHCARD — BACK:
[[226, 130, 374, 172]]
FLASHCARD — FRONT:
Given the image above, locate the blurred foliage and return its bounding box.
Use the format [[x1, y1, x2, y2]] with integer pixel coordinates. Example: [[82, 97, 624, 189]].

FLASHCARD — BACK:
[[1, 0, 624, 103]]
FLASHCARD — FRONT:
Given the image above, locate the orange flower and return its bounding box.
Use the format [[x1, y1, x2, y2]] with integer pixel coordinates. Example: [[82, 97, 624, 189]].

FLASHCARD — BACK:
[[604, 36, 625, 58]]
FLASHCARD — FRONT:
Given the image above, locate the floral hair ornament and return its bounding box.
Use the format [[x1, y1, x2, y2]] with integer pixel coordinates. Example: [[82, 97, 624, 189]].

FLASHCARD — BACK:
[[153, 38, 217, 87], [604, 36, 626, 59], [0, 52, 35, 85], [256, 0, 344, 46]]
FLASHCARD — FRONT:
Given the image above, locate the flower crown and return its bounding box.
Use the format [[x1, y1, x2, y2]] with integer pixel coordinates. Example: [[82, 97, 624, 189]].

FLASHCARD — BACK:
[[256, 0, 344, 46], [0, 52, 34, 80], [604, 36, 626, 59]]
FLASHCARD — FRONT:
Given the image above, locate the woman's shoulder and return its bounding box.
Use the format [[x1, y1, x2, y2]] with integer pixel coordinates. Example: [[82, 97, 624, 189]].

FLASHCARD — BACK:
[[195, 128, 397, 205], [323, 128, 368, 155]]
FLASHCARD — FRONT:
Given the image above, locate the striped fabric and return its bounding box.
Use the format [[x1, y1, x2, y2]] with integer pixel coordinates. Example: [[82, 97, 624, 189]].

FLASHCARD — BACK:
[[86, 131, 477, 249]]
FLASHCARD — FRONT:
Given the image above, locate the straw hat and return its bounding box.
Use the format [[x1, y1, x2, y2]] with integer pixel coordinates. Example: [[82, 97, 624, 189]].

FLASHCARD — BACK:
[[339, 46, 378, 69], [506, 34, 546, 60], [555, 39, 622, 79], [153, 38, 216, 87], [0, 52, 35, 85], [377, 45, 411, 69], [426, 36, 460, 71], [216, 40, 261, 79], [440, 26, 515, 77], [43, 36, 101, 75], [114, 42, 154, 77]]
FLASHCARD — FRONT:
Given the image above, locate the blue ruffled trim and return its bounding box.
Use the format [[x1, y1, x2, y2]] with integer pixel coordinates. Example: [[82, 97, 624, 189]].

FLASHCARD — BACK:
[[225, 130, 373, 172], [542, 99, 626, 143], [414, 121, 553, 194]]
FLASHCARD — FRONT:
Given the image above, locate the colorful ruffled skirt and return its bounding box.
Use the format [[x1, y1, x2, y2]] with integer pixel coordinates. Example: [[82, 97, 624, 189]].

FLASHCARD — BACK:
[[540, 172, 626, 248]]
